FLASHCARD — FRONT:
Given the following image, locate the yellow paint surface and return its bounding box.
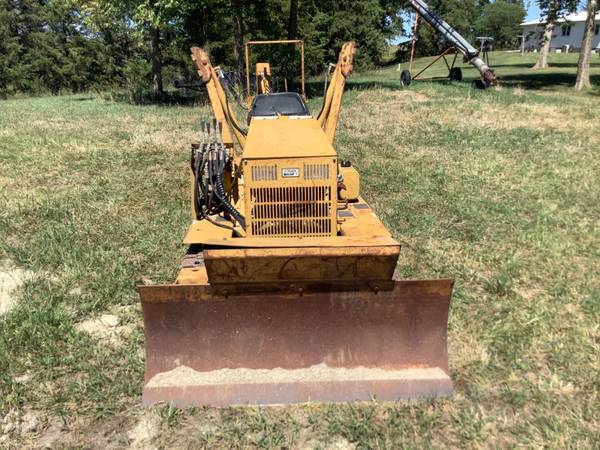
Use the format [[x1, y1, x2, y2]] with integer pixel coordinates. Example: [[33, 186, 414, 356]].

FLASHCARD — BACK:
[[244, 117, 336, 159]]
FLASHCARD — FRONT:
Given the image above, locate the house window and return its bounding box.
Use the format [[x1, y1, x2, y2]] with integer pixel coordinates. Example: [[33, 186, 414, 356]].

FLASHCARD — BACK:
[[561, 25, 571, 36], [595, 24, 600, 36]]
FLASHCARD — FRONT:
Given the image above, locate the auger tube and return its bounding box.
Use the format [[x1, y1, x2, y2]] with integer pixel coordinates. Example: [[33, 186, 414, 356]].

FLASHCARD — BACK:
[[409, 0, 496, 85]]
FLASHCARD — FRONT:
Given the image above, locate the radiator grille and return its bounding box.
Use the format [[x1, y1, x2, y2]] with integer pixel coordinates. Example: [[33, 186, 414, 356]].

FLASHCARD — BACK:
[[251, 165, 277, 181], [249, 186, 333, 237], [304, 163, 329, 180]]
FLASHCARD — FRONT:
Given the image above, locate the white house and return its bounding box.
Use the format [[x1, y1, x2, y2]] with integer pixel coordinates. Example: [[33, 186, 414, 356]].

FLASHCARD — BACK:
[[521, 11, 600, 52]]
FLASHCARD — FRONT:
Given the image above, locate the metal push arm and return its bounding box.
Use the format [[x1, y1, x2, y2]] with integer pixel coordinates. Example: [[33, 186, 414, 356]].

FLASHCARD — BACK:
[[317, 41, 356, 143], [191, 46, 247, 148]]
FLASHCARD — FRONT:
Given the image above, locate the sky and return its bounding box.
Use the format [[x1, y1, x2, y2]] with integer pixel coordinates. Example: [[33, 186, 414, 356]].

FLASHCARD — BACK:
[[526, 2, 542, 21]]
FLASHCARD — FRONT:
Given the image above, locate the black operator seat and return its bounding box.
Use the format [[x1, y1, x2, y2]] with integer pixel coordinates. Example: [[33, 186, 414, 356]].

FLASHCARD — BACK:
[[250, 92, 311, 118]]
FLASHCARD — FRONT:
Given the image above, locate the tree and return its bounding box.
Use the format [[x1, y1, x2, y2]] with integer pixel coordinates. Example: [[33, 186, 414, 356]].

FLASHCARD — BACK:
[[476, 0, 526, 49], [575, 0, 598, 89], [100, 0, 184, 95], [0, 0, 129, 96], [0, 0, 22, 96], [0, 0, 405, 96], [533, 0, 578, 69], [231, 0, 246, 76], [287, 0, 298, 39], [134, 0, 184, 94], [304, 0, 401, 70]]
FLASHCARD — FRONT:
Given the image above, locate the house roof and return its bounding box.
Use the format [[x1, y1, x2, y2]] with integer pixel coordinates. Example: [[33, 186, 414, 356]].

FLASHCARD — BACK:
[[521, 11, 600, 26]]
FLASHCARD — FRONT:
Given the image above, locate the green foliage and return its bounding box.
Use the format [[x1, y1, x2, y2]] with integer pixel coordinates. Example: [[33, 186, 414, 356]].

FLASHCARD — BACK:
[[300, 0, 401, 71], [0, 0, 22, 96], [0, 0, 138, 96], [537, 0, 579, 22], [0, 0, 404, 96], [0, 0, 525, 96], [411, 0, 525, 56], [476, 0, 526, 48]]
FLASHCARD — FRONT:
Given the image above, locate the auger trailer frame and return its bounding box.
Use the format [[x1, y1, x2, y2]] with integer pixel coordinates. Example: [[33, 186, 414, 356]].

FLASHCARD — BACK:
[[402, 0, 497, 88]]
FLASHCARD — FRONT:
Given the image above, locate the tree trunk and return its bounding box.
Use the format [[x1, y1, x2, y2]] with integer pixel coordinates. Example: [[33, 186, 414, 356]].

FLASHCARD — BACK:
[[285, 0, 299, 84], [150, 25, 163, 94], [232, 0, 245, 76], [575, 0, 598, 90], [533, 0, 559, 69], [533, 21, 553, 69], [288, 0, 298, 40]]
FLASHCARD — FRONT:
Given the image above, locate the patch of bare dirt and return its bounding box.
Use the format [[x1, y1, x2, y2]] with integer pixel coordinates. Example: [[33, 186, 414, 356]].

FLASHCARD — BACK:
[[0, 261, 33, 316], [1, 409, 19, 444], [326, 436, 358, 450], [76, 313, 134, 346], [14, 372, 33, 384], [295, 428, 357, 450], [18, 411, 140, 449], [147, 364, 447, 387], [33, 420, 63, 450], [127, 412, 161, 449], [0, 409, 40, 448]]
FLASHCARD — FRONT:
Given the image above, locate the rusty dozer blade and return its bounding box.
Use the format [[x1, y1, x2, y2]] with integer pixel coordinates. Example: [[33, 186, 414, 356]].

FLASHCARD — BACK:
[[139, 278, 453, 407]]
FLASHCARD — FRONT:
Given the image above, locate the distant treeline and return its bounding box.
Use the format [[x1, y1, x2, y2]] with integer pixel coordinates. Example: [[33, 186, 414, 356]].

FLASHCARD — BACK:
[[0, 0, 525, 97]]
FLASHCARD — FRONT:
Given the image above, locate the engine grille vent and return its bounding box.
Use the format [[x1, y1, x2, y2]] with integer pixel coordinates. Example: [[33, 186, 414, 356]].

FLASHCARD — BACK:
[[249, 186, 332, 237], [304, 163, 329, 180], [251, 165, 277, 181]]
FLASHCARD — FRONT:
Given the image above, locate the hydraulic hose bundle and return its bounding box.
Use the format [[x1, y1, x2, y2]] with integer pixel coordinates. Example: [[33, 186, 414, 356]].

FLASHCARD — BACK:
[[192, 121, 245, 230]]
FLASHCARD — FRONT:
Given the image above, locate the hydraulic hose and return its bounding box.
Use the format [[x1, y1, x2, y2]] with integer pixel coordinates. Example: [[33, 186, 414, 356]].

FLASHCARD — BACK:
[[213, 170, 246, 230], [192, 122, 246, 230]]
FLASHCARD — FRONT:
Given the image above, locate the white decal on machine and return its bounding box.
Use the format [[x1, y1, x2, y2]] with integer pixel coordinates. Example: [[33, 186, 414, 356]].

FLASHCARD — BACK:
[[282, 168, 300, 178]]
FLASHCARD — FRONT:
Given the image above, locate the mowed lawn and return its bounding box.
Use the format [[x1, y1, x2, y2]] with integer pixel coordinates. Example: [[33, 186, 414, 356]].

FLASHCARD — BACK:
[[1, 52, 599, 448]]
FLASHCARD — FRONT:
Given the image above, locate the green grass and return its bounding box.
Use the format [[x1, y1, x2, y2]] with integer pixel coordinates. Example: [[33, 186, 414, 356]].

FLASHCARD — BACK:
[[1, 51, 599, 448]]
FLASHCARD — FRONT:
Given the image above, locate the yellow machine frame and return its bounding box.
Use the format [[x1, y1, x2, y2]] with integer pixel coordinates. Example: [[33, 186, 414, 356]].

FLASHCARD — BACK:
[[138, 40, 454, 407]]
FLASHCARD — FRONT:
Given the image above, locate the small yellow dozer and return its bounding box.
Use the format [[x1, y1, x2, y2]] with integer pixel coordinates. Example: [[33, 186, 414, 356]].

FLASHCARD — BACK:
[[138, 40, 453, 406]]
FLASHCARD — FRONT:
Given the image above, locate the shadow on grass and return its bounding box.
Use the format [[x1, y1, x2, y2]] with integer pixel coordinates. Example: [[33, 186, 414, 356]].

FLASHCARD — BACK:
[[106, 68, 600, 106], [105, 89, 209, 107], [305, 79, 402, 97], [70, 96, 96, 102], [346, 79, 402, 91], [499, 71, 600, 90], [489, 61, 600, 69]]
